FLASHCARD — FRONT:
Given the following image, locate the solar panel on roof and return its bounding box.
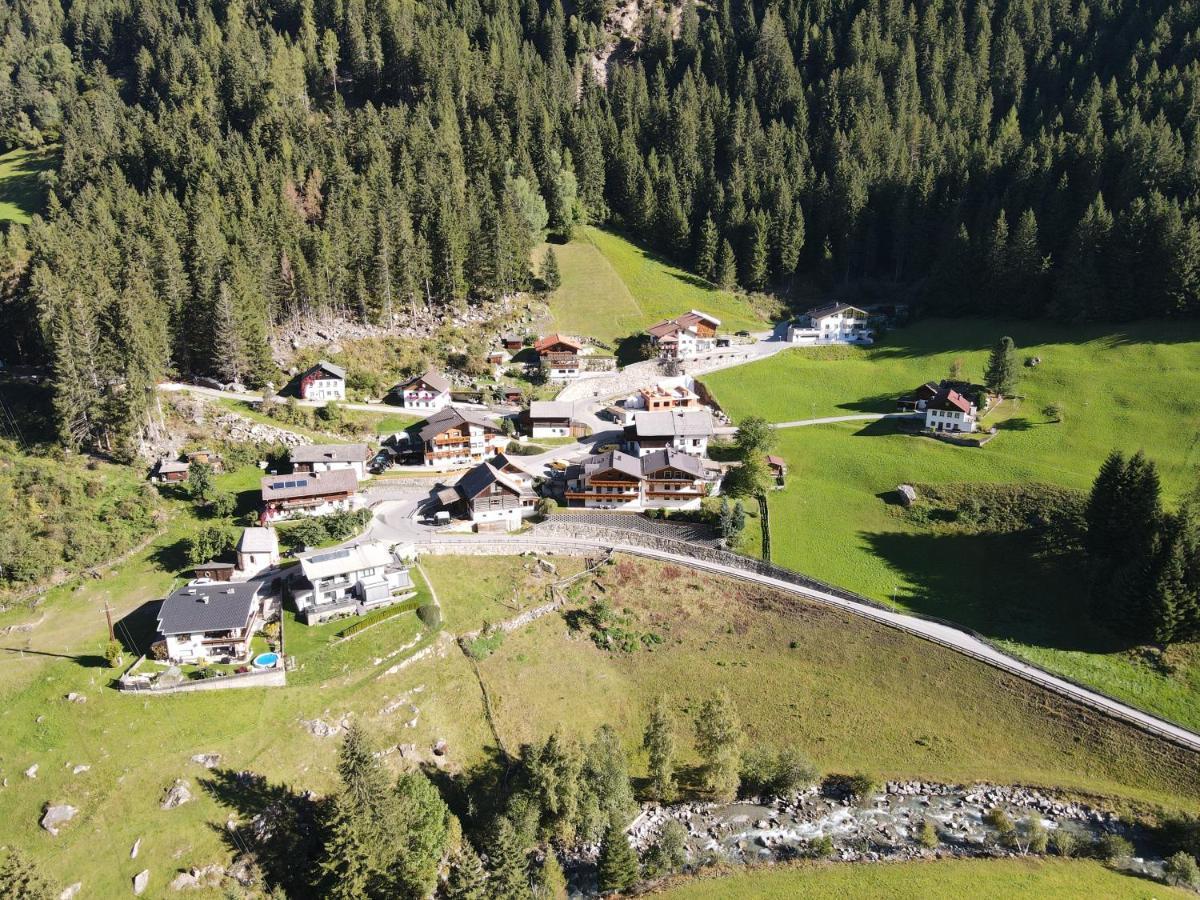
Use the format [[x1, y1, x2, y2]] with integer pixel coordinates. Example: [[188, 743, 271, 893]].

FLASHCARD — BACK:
[[311, 548, 351, 563]]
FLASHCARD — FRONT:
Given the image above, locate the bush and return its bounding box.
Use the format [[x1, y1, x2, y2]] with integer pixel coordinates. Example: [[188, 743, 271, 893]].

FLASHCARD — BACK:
[[918, 819, 939, 849], [184, 525, 236, 565], [845, 772, 877, 800], [262, 621, 280, 641], [739, 748, 819, 798], [643, 820, 688, 878], [150, 639, 168, 661], [1095, 833, 1134, 863], [807, 835, 834, 858], [984, 807, 1015, 836], [1049, 829, 1078, 858], [208, 490, 236, 518], [417, 603, 441, 629], [536, 497, 557, 517], [1164, 851, 1200, 888], [104, 639, 123, 668]]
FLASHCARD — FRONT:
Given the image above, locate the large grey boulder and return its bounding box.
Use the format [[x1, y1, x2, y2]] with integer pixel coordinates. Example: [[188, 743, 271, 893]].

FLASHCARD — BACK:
[[133, 870, 150, 895], [40, 804, 78, 836], [59, 884, 82, 900], [161, 779, 193, 809]]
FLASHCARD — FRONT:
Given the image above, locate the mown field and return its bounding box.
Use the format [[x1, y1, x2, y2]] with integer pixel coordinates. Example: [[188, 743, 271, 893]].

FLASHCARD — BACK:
[[0, 146, 55, 224], [544, 227, 772, 344], [702, 318, 1200, 731], [3, 547, 1199, 896], [660, 858, 1191, 899]]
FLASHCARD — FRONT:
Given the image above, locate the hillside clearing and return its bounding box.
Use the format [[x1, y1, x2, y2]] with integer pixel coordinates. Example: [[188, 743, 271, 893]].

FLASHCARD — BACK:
[[702, 318, 1200, 732], [0, 146, 55, 225]]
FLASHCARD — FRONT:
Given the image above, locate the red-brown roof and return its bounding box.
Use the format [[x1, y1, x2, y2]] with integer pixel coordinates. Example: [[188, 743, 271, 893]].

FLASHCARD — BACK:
[[534, 334, 582, 353], [931, 388, 972, 414], [765, 455, 787, 468]]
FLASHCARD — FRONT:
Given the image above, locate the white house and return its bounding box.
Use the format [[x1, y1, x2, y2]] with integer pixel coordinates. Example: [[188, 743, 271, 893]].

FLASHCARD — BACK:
[[236, 527, 280, 576], [786, 303, 872, 345], [924, 387, 978, 433], [565, 448, 716, 511], [292, 542, 415, 624], [156, 581, 266, 663], [527, 401, 574, 438], [646, 311, 721, 359], [298, 361, 347, 402], [395, 368, 452, 412], [622, 408, 714, 457], [290, 443, 372, 480]]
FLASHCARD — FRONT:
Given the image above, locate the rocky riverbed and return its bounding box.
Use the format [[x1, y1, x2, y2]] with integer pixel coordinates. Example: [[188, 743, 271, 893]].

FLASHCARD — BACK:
[[624, 781, 1167, 880]]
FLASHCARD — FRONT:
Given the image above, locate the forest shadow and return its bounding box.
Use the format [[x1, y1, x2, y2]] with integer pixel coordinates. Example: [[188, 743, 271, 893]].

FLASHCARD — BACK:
[[861, 529, 1127, 653], [423, 744, 514, 827], [200, 767, 329, 894]]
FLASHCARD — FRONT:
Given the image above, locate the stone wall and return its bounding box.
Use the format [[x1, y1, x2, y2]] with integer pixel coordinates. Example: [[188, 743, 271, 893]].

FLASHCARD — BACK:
[[119, 667, 286, 694]]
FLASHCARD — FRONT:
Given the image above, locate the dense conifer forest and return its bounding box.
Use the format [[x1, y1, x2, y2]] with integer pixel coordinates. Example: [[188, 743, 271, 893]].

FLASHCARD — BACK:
[[2, 0, 1199, 455]]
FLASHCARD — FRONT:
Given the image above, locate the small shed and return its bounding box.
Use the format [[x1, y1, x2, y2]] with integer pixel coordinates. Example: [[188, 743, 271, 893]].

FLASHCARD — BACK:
[[186, 448, 223, 471], [501, 387, 524, 405], [897, 484, 918, 507], [192, 561, 235, 582], [154, 460, 190, 483], [765, 455, 788, 477]]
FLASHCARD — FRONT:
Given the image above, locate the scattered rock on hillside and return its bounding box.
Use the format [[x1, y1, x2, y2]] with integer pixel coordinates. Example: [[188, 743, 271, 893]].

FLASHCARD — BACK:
[[65, 692, 86, 703], [169, 864, 224, 891], [161, 779, 193, 809], [133, 869, 150, 895], [130, 837, 141, 859], [191, 753, 221, 769], [24, 764, 38, 779], [59, 883, 82, 900], [40, 804, 78, 836], [72, 764, 90, 775]]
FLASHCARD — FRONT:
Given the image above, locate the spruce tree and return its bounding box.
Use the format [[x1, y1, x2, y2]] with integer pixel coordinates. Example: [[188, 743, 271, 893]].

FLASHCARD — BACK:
[[445, 841, 489, 900], [0, 848, 58, 900], [732, 501, 746, 535], [534, 850, 568, 899], [486, 816, 531, 900], [715, 238, 738, 289], [597, 819, 639, 894], [540, 248, 561, 292], [695, 215, 718, 280], [642, 697, 677, 802], [694, 690, 742, 800], [983, 336, 1018, 396], [717, 497, 733, 539]]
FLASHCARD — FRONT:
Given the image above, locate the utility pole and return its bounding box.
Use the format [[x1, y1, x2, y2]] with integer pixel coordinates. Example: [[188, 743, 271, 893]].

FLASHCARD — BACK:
[[103, 598, 115, 642]]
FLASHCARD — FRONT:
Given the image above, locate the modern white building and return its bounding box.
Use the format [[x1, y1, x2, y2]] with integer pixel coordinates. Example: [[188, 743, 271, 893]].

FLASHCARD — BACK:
[[527, 400, 574, 438], [290, 443, 372, 480], [622, 408, 714, 457], [292, 542, 416, 624], [786, 303, 872, 345], [394, 368, 452, 412], [298, 361, 347, 402], [156, 581, 267, 663]]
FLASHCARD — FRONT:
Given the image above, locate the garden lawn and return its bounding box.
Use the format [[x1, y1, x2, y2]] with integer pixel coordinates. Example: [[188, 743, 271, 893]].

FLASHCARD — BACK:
[[456, 556, 1200, 811], [0, 146, 55, 224], [703, 318, 1200, 731], [545, 227, 770, 344], [660, 858, 1191, 899]]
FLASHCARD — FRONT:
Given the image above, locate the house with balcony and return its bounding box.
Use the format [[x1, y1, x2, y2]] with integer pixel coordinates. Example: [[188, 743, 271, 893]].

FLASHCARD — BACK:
[[646, 311, 721, 359], [623, 408, 714, 457], [415, 407, 506, 469], [565, 448, 716, 510], [291, 541, 416, 624], [786, 303, 872, 345], [156, 581, 268, 664], [260, 468, 360, 522], [393, 367, 452, 412], [436, 456, 538, 531], [298, 360, 346, 402]]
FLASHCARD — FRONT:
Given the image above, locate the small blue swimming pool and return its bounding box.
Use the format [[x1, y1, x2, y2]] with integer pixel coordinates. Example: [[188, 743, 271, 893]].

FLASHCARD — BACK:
[[253, 652, 279, 668]]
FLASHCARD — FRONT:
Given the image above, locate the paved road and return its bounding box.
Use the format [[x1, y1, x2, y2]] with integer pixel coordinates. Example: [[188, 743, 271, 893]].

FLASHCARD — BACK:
[[418, 531, 1200, 753], [772, 412, 914, 429]]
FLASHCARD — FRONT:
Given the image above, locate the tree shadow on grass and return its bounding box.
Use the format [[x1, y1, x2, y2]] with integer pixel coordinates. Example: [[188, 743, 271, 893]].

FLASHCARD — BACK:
[[150, 538, 191, 574], [852, 417, 904, 437], [996, 417, 1034, 431], [615, 334, 651, 367], [423, 744, 513, 829], [861, 529, 1128, 653], [836, 393, 903, 414], [200, 768, 330, 895]]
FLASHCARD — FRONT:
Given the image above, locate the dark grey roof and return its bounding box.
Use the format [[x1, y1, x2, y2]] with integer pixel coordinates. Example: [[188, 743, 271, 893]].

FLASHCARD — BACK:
[[805, 302, 866, 320], [641, 448, 703, 477], [416, 406, 499, 442], [529, 400, 574, 420], [261, 468, 358, 501], [304, 360, 346, 380], [290, 443, 371, 464], [584, 450, 643, 480], [157, 582, 260, 635], [630, 409, 714, 439], [454, 461, 529, 501]]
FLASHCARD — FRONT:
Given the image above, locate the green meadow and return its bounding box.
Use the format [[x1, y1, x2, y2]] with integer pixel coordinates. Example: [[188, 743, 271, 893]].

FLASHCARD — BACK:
[[703, 318, 1200, 730], [660, 858, 1192, 899], [544, 227, 772, 345], [0, 146, 55, 225]]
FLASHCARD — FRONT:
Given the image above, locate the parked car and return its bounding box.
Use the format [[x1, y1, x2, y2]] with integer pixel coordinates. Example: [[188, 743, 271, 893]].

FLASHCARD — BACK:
[[735, 329, 751, 337]]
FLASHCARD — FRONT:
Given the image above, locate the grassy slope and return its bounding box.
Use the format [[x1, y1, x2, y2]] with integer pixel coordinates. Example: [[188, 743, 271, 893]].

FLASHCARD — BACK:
[[452, 556, 1200, 810], [660, 859, 1190, 899], [546, 227, 769, 343], [0, 146, 54, 224], [702, 318, 1200, 730]]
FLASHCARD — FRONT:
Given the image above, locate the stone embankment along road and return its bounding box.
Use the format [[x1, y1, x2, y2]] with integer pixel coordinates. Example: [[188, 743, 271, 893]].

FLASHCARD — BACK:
[[419, 532, 1200, 754]]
